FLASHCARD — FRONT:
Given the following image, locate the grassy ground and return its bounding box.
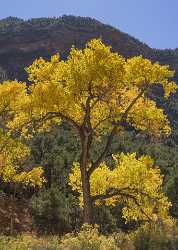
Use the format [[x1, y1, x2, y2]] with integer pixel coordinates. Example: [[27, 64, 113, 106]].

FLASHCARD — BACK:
[[0, 234, 61, 250]]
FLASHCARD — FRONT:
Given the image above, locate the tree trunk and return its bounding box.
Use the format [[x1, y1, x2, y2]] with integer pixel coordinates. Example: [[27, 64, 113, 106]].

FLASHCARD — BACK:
[[80, 131, 93, 224], [81, 167, 92, 224], [10, 193, 14, 235]]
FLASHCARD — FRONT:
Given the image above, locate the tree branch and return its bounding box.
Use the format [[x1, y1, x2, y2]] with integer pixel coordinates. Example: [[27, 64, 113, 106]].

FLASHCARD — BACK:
[[14, 111, 81, 134], [88, 86, 148, 176], [92, 188, 152, 221]]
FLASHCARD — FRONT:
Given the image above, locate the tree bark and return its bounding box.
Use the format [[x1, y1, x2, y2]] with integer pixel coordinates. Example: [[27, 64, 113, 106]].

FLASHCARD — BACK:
[[80, 130, 93, 224], [81, 167, 92, 224]]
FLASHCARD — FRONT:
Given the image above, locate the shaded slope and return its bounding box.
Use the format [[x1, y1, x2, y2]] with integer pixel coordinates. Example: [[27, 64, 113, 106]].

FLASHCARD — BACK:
[[0, 15, 156, 81]]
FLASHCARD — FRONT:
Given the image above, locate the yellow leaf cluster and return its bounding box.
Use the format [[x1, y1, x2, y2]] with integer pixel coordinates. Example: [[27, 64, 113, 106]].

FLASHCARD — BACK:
[[0, 39, 175, 138], [125, 56, 175, 89], [69, 153, 171, 221], [13, 166, 45, 187], [0, 131, 45, 187]]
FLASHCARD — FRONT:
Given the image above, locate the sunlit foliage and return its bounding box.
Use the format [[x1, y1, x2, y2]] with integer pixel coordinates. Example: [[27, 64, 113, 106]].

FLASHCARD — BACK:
[[0, 39, 176, 222], [1, 39, 175, 137], [0, 130, 44, 187], [69, 153, 171, 221]]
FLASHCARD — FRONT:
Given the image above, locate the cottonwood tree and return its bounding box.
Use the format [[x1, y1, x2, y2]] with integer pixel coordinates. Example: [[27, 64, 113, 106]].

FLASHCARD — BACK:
[[0, 129, 44, 235], [1, 39, 177, 224], [0, 83, 45, 234], [0, 131, 44, 187], [0, 81, 44, 188]]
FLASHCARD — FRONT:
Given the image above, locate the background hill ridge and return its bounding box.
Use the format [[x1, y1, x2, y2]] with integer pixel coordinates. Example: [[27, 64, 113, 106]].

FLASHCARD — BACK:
[[0, 15, 178, 81]]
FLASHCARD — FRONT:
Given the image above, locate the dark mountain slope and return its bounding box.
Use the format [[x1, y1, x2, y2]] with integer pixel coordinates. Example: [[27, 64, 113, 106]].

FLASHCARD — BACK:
[[0, 16, 178, 120], [0, 15, 158, 81], [0, 15, 178, 84]]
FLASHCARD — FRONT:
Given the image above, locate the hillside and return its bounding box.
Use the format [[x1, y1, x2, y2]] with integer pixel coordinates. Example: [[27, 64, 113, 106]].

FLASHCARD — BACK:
[[1, 15, 177, 81]]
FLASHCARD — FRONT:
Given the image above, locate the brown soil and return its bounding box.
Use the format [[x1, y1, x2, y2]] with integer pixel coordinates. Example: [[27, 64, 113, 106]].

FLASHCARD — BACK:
[[0, 197, 32, 235]]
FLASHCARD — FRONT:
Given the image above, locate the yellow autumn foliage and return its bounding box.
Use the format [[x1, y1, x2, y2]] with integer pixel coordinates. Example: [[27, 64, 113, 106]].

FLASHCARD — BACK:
[[0, 131, 45, 187], [0, 39, 176, 222], [0, 39, 175, 137], [69, 153, 171, 222]]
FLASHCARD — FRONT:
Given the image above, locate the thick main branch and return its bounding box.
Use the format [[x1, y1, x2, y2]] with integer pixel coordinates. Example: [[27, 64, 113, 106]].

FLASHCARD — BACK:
[[88, 86, 148, 176], [92, 187, 153, 221]]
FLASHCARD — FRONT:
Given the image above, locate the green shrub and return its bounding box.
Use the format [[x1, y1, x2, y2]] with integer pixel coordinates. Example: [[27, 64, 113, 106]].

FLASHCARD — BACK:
[[0, 234, 60, 250], [58, 224, 120, 250], [92, 206, 118, 234], [1, 220, 178, 250], [133, 218, 178, 250], [111, 231, 134, 250], [0, 226, 133, 250], [31, 186, 80, 234]]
